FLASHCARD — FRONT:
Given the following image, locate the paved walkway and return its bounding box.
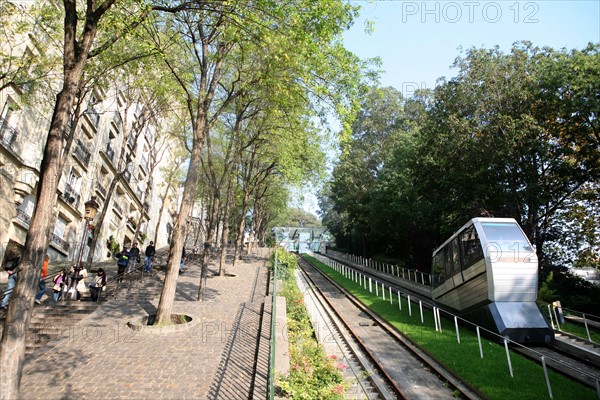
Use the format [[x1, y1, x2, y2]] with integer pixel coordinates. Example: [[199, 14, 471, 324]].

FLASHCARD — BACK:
[[18, 249, 272, 400]]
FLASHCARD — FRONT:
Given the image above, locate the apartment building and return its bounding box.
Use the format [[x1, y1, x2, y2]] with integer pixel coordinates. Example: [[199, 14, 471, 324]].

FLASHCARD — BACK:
[[0, 85, 179, 266]]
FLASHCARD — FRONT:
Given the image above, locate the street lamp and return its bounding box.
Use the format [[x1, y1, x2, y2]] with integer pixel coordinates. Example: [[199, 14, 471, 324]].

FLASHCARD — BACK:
[[70, 196, 99, 299]]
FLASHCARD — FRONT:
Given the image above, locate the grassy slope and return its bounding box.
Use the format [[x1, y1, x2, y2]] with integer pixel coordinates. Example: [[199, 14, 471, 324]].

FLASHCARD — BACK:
[[304, 255, 595, 400]]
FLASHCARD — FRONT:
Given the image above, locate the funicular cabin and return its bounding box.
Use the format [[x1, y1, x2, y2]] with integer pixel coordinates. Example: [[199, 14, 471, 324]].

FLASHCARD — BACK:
[[431, 218, 553, 343]]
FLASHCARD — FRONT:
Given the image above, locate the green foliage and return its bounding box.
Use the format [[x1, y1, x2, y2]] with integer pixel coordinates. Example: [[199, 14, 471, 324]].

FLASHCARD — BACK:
[[0, 1, 61, 102], [106, 235, 120, 255], [321, 42, 600, 277], [274, 251, 347, 399], [269, 247, 298, 281], [540, 269, 600, 314], [537, 272, 556, 303], [270, 208, 321, 228]]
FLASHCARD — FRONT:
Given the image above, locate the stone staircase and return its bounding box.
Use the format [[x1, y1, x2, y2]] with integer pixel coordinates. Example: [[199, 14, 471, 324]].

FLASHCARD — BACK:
[[0, 301, 102, 361], [0, 263, 167, 361]]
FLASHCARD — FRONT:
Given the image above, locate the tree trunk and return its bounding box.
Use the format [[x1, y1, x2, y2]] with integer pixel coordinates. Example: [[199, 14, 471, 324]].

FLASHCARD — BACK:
[[232, 189, 250, 266], [218, 179, 234, 276], [197, 194, 219, 300], [0, 61, 89, 400], [155, 129, 203, 323]]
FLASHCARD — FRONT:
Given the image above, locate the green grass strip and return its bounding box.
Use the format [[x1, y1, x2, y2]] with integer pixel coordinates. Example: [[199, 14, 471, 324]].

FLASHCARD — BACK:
[[304, 254, 595, 400]]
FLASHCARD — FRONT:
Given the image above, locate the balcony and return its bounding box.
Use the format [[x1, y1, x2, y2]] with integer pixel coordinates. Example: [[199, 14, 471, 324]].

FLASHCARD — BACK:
[[73, 139, 92, 165], [84, 108, 100, 128], [127, 135, 136, 149], [127, 217, 137, 231], [113, 201, 123, 216], [51, 233, 70, 253], [106, 143, 115, 161], [16, 209, 31, 227], [62, 183, 81, 208], [95, 182, 107, 199], [0, 117, 18, 149]]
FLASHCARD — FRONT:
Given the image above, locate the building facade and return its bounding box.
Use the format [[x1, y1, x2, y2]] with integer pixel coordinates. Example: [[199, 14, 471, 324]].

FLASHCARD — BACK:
[[0, 84, 179, 266]]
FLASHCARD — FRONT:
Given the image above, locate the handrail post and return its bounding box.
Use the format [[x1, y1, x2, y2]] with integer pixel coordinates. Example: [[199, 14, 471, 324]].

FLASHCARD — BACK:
[[269, 249, 278, 400]]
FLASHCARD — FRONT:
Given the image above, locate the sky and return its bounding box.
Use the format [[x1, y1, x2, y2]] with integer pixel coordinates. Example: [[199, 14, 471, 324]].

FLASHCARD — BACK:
[[298, 1, 599, 216], [343, 0, 600, 95]]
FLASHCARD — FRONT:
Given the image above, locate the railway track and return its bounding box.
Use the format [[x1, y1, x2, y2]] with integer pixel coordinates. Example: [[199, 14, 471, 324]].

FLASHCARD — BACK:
[[316, 251, 600, 392], [297, 256, 482, 399]]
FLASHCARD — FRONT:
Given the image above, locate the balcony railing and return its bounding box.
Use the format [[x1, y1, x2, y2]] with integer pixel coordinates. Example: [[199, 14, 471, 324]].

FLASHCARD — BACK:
[[51, 233, 70, 252], [140, 155, 149, 173], [84, 108, 100, 128], [104, 143, 115, 163], [62, 183, 81, 208], [74, 139, 91, 164], [16, 209, 31, 226], [96, 182, 107, 198], [0, 117, 18, 149], [113, 201, 123, 215], [127, 135, 136, 149]]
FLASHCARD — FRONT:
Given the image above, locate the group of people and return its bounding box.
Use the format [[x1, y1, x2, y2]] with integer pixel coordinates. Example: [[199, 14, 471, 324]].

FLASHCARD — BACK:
[[114, 241, 158, 282], [114, 241, 187, 278], [1, 239, 192, 309], [49, 267, 107, 302]]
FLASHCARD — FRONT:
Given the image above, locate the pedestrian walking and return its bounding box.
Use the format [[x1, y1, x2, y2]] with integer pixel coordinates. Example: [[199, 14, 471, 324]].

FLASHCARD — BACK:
[[115, 246, 132, 283], [179, 247, 186, 273], [52, 269, 68, 302], [129, 242, 141, 272], [35, 255, 49, 304], [144, 241, 156, 273], [1, 254, 20, 309], [70, 265, 89, 300], [89, 268, 107, 301]]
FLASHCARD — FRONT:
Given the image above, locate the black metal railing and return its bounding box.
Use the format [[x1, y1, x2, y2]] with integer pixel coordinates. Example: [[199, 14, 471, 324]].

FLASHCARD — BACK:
[[103, 143, 115, 164], [127, 135, 136, 149], [74, 139, 92, 164], [96, 182, 107, 198], [0, 117, 18, 148], [16, 209, 31, 226], [62, 183, 81, 208], [113, 201, 123, 215], [51, 233, 70, 252], [84, 108, 100, 127]]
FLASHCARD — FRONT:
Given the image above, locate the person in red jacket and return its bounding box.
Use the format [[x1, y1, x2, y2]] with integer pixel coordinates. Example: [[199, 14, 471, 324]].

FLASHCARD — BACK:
[[35, 255, 49, 304]]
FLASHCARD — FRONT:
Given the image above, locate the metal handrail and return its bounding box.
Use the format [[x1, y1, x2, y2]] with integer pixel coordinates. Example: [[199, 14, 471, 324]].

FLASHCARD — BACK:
[[268, 249, 278, 400]]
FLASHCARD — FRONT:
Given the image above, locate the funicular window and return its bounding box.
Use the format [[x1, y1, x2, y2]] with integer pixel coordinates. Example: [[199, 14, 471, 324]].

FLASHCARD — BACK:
[[447, 238, 461, 276], [432, 250, 446, 287], [481, 222, 534, 261], [433, 237, 462, 287], [460, 226, 484, 270]]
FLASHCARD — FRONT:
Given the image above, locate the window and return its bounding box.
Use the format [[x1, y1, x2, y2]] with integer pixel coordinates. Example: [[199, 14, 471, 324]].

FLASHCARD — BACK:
[[481, 222, 534, 262], [460, 226, 484, 270], [68, 170, 82, 192], [53, 217, 67, 238]]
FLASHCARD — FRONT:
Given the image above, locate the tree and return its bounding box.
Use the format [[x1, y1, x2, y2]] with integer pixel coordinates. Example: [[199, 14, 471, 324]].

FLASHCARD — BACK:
[[84, 58, 180, 266], [0, 1, 149, 397], [321, 42, 600, 274], [149, 0, 366, 316], [0, 1, 60, 95]]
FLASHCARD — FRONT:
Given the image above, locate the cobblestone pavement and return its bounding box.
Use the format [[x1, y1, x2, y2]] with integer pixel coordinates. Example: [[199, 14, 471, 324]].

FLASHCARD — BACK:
[[19, 249, 271, 400]]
